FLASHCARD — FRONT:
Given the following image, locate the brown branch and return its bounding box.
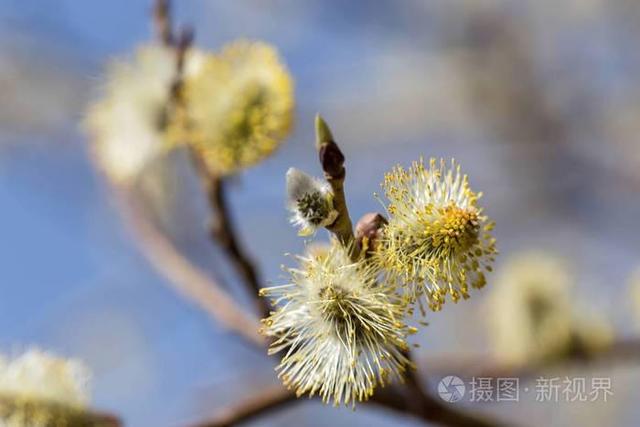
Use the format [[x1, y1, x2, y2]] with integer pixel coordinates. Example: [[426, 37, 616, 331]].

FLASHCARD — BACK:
[[372, 384, 508, 427], [190, 381, 507, 427], [190, 351, 508, 427], [113, 187, 265, 348], [190, 153, 271, 319], [207, 175, 269, 318], [189, 384, 296, 427], [153, 0, 173, 46], [151, 0, 269, 319], [387, 349, 507, 427], [423, 338, 640, 381], [88, 10, 265, 347], [191, 337, 640, 426]]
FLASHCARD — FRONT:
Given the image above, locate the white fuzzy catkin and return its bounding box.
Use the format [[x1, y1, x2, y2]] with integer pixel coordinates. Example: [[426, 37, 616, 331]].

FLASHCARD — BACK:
[[260, 241, 413, 406], [0, 349, 90, 407], [286, 168, 338, 236], [86, 44, 198, 184]]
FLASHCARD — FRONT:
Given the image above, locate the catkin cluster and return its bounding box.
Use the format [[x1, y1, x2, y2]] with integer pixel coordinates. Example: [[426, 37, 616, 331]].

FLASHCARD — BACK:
[[86, 40, 294, 185], [261, 117, 497, 406]]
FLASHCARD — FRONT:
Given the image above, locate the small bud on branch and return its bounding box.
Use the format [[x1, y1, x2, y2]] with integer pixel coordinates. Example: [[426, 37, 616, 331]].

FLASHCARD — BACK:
[[314, 114, 356, 257], [355, 212, 388, 255], [316, 115, 344, 178], [318, 141, 345, 179]]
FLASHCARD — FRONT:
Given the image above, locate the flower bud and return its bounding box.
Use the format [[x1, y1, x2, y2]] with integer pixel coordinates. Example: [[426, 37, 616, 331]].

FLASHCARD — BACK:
[[315, 114, 344, 178], [286, 168, 338, 236], [355, 212, 388, 254]]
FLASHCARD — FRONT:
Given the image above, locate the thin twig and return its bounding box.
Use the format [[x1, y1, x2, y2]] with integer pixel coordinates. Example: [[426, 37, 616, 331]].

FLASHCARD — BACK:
[[207, 175, 270, 318], [190, 154, 271, 318], [153, 0, 173, 46], [113, 187, 265, 348], [382, 350, 507, 427], [151, 0, 270, 319], [190, 381, 507, 427], [423, 338, 640, 381], [372, 384, 508, 427], [396, 348, 432, 418], [188, 384, 296, 427]]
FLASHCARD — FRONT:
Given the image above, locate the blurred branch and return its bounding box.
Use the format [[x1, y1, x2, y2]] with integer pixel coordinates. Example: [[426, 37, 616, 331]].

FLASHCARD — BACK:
[[423, 338, 640, 381], [153, 0, 173, 45], [189, 384, 295, 427], [153, 0, 270, 318], [459, 13, 567, 146], [371, 384, 506, 427], [381, 349, 506, 427], [191, 350, 507, 427], [114, 187, 265, 348], [91, 2, 266, 346], [454, 12, 640, 195]]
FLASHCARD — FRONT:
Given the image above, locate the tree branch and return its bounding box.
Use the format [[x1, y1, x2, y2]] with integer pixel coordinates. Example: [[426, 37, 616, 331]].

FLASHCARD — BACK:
[[422, 338, 640, 381], [190, 352, 507, 427], [191, 337, 640, 426], [153, 0, 173, 46], [113, 187, 265, 348], [371, 384, 508, 427], [152, 0, 270, 319], [188, 384, 295, 427], [382, 350, 507, 427], [190, 153, 271, 319], [190, 381, 507, 427]]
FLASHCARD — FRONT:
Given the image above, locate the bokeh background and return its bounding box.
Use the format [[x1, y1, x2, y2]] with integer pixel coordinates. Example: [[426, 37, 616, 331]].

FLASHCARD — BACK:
[[1, 0, 640, 425]]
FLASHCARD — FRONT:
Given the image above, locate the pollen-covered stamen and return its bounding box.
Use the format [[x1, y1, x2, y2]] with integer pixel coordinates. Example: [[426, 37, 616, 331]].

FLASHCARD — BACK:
[[318, 286, 349, 315], [425, 205, 480, 257], [316, 285, 371, 341], [316, 286, 361, 343]]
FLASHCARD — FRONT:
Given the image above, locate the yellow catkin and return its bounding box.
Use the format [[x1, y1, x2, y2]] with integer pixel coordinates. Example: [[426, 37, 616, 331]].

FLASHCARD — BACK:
[[486, 252, 613, 365], [173, 40, 294, 176], [377, 158, 497, 312]]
